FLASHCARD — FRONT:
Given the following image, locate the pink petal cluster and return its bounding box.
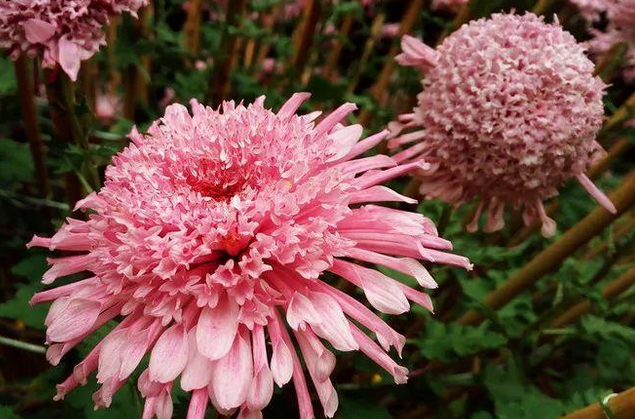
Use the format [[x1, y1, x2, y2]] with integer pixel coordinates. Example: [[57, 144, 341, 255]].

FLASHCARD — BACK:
[[28, 94, 471, 419], [390, 13, 616, 237], [430, 0, 468, 12], [0, 0, 147, 81]]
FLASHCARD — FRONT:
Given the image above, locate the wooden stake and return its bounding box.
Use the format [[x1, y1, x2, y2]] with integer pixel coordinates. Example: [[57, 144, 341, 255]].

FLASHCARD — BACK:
[[290, 0, 322, 76], [346, 13, 385, 96], [533, 0, 558, 15], [323, 14, 356, 81], [184, 0, 205, 56], [123, 5, 152, 120], [14, 56, 49, 200], [549, 264, 635, 328], [208, 0, 247, 106], [357, 0, 424, 127], [558, 386, 635, 419], [456, 170, 635, 327]]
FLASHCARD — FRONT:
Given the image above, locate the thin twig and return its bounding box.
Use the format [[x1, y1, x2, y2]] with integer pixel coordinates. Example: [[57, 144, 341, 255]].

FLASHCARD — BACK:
[[0, 336, 46, 354]]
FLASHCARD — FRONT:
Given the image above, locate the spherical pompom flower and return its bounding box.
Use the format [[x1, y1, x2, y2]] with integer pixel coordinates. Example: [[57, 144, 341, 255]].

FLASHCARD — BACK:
[[28, 94, 472, 419], [0, 0, 147, 81], [390, 13, 616, 237]]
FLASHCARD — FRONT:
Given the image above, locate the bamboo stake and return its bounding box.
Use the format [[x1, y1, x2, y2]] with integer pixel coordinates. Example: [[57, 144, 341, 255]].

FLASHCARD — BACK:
[[290, 0, 322, 76], [184, 0, 205, 56], [533, 0, 558, 15], [79, 58, 98, 111], [123, 5, 152, 120], [603, 90, 635, 134], [107, 16, 121, 90], [345, 13, 385, 96], [253, 7, 279, 69], [558, 386, 635, 419], [14, 56, 49, 200], [208, 0, 246, 106], [357, 0, 424, 126], [456, 170, 635, 327], [548, 264, 635, 328], [323, 14, 356, 81], [437, 0, 472, 42]]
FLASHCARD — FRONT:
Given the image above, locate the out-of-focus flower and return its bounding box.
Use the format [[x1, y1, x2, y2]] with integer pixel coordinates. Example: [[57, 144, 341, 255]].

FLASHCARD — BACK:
[[430, 0, 467, 12], [95, 92, 121, 125], [391, 13, 615, 237], [158, 87, 176, 110], [568, 0, 607, 22], [570, 0, 635, 81], [29, 94, 471, 419], [380, 23, 400, 39], [0, 0, 147, 81]]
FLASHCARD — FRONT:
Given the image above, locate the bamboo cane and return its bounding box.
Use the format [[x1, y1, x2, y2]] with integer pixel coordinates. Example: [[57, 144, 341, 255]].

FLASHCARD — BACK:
[[345, 13, 385, 96], [548, 264, 635, 328], [456, 170, 635, 327], [558, 386, 635, 419], [533, 0, 558, 15], [14, 56, 49, 200], [208, 0, 246, 106], [123, 5, 152, 120], [357, 0, 424, 126], [323, 14, 356, 81], [290, 0, 322, 76], [184, 0, 205, 56]]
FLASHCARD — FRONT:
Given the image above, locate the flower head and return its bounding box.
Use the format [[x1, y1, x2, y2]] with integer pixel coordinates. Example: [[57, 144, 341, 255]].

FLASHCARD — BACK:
[[0, 0, 147, 80], [29, 94, 470, 419], [391, 13, 616, 237]]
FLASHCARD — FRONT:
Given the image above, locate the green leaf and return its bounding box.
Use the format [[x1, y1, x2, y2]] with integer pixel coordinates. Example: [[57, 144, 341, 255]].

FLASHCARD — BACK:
[[0, 405, 23, 419], [0, 285, 48, 329], [415, 320, 507, 362], [0, 138, 35, 185], [0, 57, 17, 96], [338, 395, 392, 419]]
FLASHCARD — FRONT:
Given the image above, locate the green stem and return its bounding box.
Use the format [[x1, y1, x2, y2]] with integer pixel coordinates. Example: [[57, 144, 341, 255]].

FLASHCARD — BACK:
[[0, 336, 46, 354]]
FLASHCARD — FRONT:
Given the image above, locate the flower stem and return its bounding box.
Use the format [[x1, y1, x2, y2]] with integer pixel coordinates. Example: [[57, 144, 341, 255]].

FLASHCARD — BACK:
[[0, 335, 46, 354], [14, 56, 50, 201]]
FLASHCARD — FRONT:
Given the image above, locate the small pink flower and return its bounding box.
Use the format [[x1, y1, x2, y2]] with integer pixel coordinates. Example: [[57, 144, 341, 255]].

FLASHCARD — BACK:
[[390, 13, 615, 237], [430, 0, 468, 12], [95, 92, 121, 124], [380, 23, 401, 39], [29, 94, 471, 419], [0, 0, 147, 81]]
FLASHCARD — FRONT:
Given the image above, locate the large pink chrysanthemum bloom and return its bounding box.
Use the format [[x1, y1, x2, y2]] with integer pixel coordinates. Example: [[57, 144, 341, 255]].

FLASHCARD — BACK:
[[391, 13, 616, 237], [28, 94, 471, 419], [0, 0, 147, 81]]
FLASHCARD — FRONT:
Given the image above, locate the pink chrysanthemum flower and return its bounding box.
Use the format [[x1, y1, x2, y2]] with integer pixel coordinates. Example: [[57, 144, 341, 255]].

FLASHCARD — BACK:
[[28, 94, 471, 419], [0, 0, 147, 81], [391, 13, 616, 237]]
